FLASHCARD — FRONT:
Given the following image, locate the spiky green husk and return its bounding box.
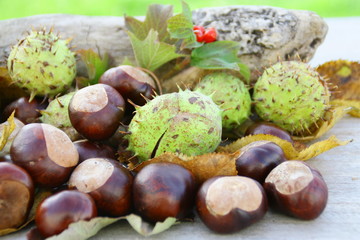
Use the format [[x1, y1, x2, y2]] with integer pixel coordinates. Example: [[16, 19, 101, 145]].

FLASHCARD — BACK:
[[194, 72, 251, 130], [127, 89, 222, 162], [40, 92, 79, 140], [253, 61, 330, 134], [7, 29, 76, 99], [40, 92, 74, 127]]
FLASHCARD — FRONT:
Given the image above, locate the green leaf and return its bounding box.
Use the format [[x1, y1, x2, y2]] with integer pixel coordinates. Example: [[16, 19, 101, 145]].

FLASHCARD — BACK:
[[181, 0, 192, 22], [191, 41, 241, 70], [77, 49, 110, 85], [167, 13, 193, 39], [125, 4, 174, 43], [128, 29, 185, 71], [167, 1, 201, 49], [121, 56, 135, 66]]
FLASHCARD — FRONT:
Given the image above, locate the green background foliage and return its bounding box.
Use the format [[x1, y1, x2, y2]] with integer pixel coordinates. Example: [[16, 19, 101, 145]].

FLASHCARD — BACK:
[[0, 0, 359, 20]]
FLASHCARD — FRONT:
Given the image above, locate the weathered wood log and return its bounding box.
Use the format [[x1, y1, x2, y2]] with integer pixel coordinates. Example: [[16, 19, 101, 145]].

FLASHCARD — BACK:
[[0, 6, 328, 82]]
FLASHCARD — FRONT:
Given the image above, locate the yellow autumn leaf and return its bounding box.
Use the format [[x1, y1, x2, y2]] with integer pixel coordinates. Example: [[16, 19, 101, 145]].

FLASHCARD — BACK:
[[0, 111, 16, 151], [217, 134, 349, 161], [331, 99, 360, 118]]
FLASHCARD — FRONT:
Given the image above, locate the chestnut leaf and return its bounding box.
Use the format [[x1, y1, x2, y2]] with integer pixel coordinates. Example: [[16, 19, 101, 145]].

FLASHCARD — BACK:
[[128, 29, 185, 71], [190, 41, 243, 71], [76, 49, 110, 84], [45, 214, 177, 240], [167, 1, 201, 49], [125, 4, 174, 44]]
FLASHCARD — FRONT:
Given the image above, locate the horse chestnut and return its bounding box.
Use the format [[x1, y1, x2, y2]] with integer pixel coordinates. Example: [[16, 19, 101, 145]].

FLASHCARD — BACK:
[[99, 65, 156, 106], [10, 123, 79, 187], [235, 141, 286, 183], [68, 158, 133, 217], [2, 96, 47, 124], [73, 139, 116, 163], [133, 163, 197, 222], [35, 190, 97, 238], [0, 162, 34, 229], [264, 160, 328, 220], [245, 121, 294, 144], [68, 83, 125, 141], [196, 176, 268, 233]]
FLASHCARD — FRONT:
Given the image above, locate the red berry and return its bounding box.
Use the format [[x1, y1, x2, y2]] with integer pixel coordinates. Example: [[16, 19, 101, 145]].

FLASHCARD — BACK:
[[193, 26, 205, 42], [203, 28, 217, 43]]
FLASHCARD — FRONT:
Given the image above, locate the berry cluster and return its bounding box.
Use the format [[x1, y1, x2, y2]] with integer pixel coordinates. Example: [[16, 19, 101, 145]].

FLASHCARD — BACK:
[[193, 26, 217, 43]]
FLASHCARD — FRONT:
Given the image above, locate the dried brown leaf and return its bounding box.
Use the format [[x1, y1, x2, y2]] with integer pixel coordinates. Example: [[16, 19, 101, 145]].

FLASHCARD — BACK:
[[317, 60, 360, 100], [131, 152, 238, 183], [217, 134, 349, 161]]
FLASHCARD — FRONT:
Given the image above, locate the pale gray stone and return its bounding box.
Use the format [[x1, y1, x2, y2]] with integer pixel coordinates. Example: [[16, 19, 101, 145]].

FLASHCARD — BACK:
[[192, 6, 328, 74]]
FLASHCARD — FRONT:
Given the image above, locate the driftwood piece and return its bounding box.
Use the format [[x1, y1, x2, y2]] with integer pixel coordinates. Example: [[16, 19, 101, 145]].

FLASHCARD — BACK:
[[0, 6, 328, 82]]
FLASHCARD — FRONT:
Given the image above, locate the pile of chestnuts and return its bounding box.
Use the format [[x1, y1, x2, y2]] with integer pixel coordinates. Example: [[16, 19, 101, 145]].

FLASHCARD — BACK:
[[0, 65, 329, 238]]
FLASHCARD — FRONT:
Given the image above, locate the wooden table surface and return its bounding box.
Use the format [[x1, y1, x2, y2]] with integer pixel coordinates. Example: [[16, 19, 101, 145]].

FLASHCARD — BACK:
[[3, 17, 360, 240]]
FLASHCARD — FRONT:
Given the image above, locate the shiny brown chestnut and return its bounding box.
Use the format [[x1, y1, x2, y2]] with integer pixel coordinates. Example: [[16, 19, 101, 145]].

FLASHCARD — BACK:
[[73, 139, 116, 163], [133, 163, 197, 223], [35, 190, 97, 238], [68, 158, 133, 217], [245, 121, 294, 144], [0, 154, 12, 162], [0, 162, 34, 230], [196, 176, 268, 234], [68, 84, 125, 141], [263, 160, 328, 220], [2, 96, 48, 124], [10, 123, 79, 188], [235, 141, 287, 183], [99, 65, 156, 106]]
